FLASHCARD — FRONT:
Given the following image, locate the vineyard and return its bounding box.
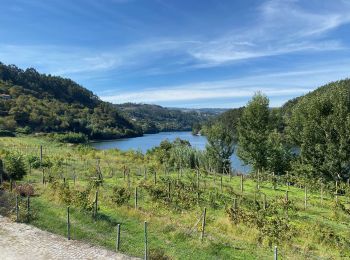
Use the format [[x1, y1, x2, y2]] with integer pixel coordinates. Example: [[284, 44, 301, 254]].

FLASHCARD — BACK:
[[1, 136, 350, 259]]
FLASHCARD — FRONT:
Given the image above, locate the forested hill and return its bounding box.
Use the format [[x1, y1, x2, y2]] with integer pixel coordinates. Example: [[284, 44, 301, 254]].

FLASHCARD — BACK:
[[281, 78, 350, 116], [0, 62, 142, 139], [0, 62, 213, 139], [115, 103, 218, 134]]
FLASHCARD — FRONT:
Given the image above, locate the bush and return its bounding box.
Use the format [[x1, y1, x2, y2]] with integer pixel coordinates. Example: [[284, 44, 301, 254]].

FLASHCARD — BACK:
[[0, 129, 15, 137], [227, 198, 294, 246], [15, 126, 32, 134], [4, 151, 27, 181], [111, 186, 131, 206], [15, 183, 34, 197], [52, 132, 88, 144], [149, 248, 172, 260]]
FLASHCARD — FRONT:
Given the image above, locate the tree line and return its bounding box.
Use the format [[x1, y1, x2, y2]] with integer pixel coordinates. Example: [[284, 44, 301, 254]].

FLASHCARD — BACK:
[[154, 79, 350, 185]]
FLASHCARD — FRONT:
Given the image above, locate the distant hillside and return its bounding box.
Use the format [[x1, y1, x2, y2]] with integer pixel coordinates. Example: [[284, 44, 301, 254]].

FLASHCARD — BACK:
[[0, 62, 141, 139], [115, 103, 217, 134], [281, 78, 350, 117], [0, 62, 214, 139]]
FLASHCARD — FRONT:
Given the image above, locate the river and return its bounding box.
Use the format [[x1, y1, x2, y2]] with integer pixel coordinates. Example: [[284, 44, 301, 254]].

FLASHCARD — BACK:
[[91, 131, 250, 173]]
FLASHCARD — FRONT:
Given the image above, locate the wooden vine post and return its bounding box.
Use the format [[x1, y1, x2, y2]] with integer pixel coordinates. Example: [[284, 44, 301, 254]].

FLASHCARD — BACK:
[[26, 196, 30, 221], [304, 186, 307, 210], [144, 221, 148, 260], [201, 207, 207, 241], [15, 195, 19, 222], [135, 187, 138, 209], [116, 224, 121, 252], [67, 206, 71, 240], [94, 191, 98, 218]]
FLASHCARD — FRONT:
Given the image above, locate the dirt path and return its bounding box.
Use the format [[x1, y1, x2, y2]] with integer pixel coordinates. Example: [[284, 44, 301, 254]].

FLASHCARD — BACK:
[[0, 215, 139, 260]]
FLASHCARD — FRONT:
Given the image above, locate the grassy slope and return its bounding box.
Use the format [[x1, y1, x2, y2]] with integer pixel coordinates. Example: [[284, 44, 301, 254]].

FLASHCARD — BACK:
[[1, 136, 350, 259]]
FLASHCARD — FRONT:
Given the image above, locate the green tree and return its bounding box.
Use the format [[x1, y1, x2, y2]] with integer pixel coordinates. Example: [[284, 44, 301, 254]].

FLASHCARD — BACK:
[[205, 122, 235, 173], [237, 93, 270, 172], [266, 130, 292, 176], [287, 82, 350, 182], [4, 152, 27, 181]]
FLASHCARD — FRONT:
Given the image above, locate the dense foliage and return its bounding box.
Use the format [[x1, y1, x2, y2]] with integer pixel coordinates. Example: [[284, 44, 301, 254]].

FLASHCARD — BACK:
[[286, 79, 350, 182], [3, 151, 27, 181], [115, 103, 216, 134], [0, 63, 141, 139]]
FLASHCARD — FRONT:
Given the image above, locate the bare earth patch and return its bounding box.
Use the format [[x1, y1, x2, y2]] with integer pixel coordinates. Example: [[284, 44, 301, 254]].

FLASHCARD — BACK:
[[0, 216, 139, 260]]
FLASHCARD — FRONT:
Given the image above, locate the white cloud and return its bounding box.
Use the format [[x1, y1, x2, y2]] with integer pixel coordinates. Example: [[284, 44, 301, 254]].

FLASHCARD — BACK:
[[100, 61, 350, 106], [188, 0, 350, 66]]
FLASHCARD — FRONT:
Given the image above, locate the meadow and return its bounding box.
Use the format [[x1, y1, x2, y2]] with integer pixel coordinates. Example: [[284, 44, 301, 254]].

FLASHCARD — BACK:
[[1, 136, 350, 259]]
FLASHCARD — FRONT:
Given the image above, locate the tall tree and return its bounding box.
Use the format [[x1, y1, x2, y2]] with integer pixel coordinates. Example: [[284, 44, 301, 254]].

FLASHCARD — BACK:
[[205, 122, 235, 173], [237, 93, 270, 172], [287, 82, 350, 182]]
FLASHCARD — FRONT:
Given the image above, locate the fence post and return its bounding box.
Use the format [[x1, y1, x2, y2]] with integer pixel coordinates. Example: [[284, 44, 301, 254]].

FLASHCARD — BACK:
[[240, 175, 244, 193], [94, 191, 98, 218], [201, 207, 207, 241], [67, 206, 71, 240], [320, 184, 323, 205], [154, 171, 157, 185], [168, 181, 171, 200], [127, 171, 131, 189], [285, 191, 289, 203], [135, 187, 138, 209], [40, 145, 43, 164], [304, 186, 307, 210], [116, 224, 121, 252], [197, 169, 200, 189], [233, 198, 237, 209], [274, 246, 278, 260], [263, 193, 267, 210], [220, 175, 223, 192], [144, 221, 148, 260], [15, 195, 19, 222], [0, 159, 3, 185], [26, 196, 30, 221]]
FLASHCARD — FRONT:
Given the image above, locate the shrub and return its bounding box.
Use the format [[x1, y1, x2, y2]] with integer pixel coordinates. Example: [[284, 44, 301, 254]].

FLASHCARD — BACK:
[[15, 183, 34, 197], [227, 198, 294, 246], [52, 132, 88, 144], [15, 126, 32, 134], [149, 248, 172, 260], [4, 151, 27, 181], [111, 186, 131, 206], [0, 129, 15, 137]]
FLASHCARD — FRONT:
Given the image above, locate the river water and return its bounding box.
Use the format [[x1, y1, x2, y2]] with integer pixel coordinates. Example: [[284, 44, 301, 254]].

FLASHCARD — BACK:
[[91, 131, 250, 173]]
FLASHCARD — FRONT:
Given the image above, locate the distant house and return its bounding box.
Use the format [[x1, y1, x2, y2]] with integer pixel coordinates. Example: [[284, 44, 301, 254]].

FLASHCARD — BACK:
[[0, 94, 11, 100]]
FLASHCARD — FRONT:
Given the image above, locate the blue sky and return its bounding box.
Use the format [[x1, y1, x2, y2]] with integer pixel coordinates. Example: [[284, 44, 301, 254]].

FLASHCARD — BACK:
[[1, 0, 350, 108]]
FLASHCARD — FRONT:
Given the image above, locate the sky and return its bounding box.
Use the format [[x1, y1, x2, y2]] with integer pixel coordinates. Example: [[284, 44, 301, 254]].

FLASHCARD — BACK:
[[1, 0, 350, 108]]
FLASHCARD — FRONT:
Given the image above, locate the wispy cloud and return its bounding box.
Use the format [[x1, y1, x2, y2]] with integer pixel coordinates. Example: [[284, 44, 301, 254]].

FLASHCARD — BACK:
[[188, 0, 350, 66], [2, 1, 349, 77], [100, 60, 350, 107]]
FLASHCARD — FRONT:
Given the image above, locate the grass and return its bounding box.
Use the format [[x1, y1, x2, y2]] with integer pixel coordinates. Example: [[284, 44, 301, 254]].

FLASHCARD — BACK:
[[1, 136, 350, 259]]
